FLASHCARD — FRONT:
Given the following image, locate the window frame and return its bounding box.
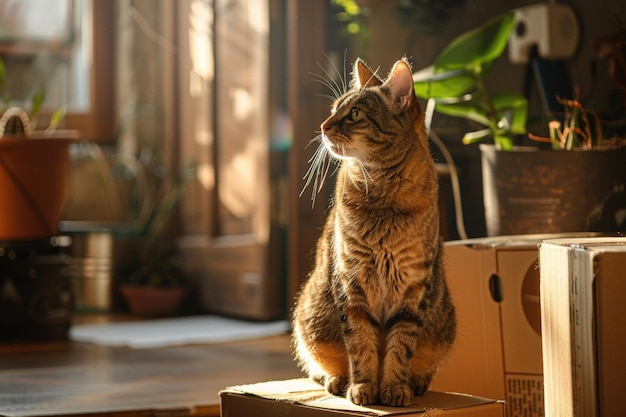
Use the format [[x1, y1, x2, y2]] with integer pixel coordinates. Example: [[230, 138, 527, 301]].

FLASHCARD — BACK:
[[63, 0, 114, 142]]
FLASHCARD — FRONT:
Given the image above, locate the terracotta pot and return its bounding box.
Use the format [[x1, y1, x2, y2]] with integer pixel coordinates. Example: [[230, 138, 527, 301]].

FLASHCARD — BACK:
[[120, 285, 187, 318], [0, 131, 79, 240]]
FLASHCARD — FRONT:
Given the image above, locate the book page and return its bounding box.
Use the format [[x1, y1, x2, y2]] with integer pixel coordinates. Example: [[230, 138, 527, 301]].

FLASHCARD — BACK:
[[570, 249, 597, 417], [540, 242, 574, 417]]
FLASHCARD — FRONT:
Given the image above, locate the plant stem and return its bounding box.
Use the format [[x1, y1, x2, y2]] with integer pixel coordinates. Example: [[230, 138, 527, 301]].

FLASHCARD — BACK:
[[474, 70, 513, 150]]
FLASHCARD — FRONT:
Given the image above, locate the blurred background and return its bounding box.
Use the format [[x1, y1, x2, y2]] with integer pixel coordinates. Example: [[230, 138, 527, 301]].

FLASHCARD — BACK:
[[0, 0, 624, 322]]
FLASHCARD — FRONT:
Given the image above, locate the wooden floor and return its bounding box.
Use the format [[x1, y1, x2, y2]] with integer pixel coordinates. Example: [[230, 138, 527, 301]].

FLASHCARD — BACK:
[[0, 330, 302, 417]]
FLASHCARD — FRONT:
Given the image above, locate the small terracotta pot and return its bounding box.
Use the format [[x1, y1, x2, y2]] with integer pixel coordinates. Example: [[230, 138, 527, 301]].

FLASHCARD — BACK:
[[120, 285, 187, 318], [0, 131, 79, 240]]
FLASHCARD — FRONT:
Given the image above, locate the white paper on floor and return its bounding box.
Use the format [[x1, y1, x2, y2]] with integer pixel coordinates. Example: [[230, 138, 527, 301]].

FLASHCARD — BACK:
[[70, 315, 290, 349]]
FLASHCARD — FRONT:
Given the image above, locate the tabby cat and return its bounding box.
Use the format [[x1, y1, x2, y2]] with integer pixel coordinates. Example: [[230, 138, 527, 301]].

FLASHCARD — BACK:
[[292, 57, 456, 407]]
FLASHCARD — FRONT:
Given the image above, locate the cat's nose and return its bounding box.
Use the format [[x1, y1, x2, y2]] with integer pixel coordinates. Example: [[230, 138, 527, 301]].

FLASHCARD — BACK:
[[320, 115, 333, 136]]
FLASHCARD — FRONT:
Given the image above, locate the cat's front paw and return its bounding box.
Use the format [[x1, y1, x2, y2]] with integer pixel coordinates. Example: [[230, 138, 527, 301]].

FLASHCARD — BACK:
[[380, 384, 413, 407], [347, 382, 378, 405], [325, 375, 348, 396], [411, 372, 433, 396]]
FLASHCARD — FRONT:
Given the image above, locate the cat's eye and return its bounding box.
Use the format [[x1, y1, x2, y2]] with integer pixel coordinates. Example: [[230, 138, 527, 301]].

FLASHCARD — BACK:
[[349, 107, 363, 122]]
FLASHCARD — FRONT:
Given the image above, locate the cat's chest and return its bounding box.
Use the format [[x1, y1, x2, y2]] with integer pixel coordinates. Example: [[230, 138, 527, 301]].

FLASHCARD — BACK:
[[334, 211, 422, 311], [337, 206, 416, 252]]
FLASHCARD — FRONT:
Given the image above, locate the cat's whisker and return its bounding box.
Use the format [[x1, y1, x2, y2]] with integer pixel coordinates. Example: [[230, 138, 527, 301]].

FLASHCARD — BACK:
[[345, 162, 362, 191], [323, 50, 348, 96], [316, 93, 339, 102], [357, 161, 372, 196], [318, 153, 333, 194], [316, 60, 346, 98], [342, 50, 348, 95], [357, 66, 382, 94], [301, 139, 336, 208], [304, 134, 322, 149], [309, 72, 341, 97], [301, 143, 324, 192], [310, 74, 343, 101]]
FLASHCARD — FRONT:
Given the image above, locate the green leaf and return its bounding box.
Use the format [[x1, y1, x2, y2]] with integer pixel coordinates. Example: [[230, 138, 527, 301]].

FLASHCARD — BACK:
[[462, 128, 493, 144], [462, 129, 514, 150], [492, 92, 527, 134], [412, 11, 514, 99], [413, 65, 476, 99], [30, 86, 48, 117], [0, 58, 5, 90], [48, 106, 67, 130], [433, 92, 527, 134], [493, 134, 514, 150], [434, 96, 490, 127], [434, 11, 516, 72]]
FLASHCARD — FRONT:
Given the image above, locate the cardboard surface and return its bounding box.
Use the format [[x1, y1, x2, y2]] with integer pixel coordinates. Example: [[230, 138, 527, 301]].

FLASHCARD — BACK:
[[220, 378, 505, 416]]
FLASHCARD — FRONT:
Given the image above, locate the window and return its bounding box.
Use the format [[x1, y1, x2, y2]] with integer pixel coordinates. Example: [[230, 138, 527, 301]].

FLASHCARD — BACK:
[[0, 0, 113, 141]]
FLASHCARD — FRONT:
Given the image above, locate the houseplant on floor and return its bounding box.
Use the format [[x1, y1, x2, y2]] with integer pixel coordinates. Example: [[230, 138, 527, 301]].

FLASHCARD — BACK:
[[412, 10, 626, 236], [116, 153, 196, 317]]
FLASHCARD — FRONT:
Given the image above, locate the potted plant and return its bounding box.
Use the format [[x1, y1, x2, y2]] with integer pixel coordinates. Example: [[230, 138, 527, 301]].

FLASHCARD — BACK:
[[0, 53, 78, 240], [412, 10, 626, 236], [0, 59, 78, 341], [117, 155, 196, 317], [119, 249, 190, 318], [412, 10, 527, 150]]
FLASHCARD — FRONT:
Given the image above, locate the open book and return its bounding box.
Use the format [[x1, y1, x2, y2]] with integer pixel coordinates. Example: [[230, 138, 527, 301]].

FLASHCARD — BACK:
[[539, 237, 626, 417]]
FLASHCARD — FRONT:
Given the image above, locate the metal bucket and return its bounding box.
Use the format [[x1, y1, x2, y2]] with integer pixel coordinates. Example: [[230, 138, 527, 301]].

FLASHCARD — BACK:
[[69, 232, 114, 312]]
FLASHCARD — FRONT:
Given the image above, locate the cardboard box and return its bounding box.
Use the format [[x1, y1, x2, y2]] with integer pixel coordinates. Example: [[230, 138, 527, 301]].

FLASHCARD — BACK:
[[431, 234, 599, 416], [220, 378, 504, 416]]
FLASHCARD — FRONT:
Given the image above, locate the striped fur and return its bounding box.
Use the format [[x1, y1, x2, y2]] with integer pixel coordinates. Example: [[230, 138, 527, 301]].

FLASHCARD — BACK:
[[292, 58, 456, 407]]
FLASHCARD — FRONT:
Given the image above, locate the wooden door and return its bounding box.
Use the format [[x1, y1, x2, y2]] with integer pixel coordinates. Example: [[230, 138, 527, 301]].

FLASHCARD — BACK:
[[175, 0, 333, 320], [176, 0, 286, 320]]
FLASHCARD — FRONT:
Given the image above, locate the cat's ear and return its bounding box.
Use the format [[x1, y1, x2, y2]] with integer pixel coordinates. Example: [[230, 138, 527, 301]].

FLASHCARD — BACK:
[[354, 58, 382, 89], [383, 58, 414, 108]]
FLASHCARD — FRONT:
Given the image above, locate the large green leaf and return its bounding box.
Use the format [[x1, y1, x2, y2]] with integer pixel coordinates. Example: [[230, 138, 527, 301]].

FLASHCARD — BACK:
[[413, 61, 497, 99], [412, 11, 514, 99], [434, 11, 516, 71], [413, 67, 477, 99], [413, 66, 474, 99]]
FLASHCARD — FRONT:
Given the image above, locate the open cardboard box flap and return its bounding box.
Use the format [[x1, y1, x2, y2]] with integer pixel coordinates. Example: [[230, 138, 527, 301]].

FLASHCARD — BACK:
[[220, 378, 504, 416]]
